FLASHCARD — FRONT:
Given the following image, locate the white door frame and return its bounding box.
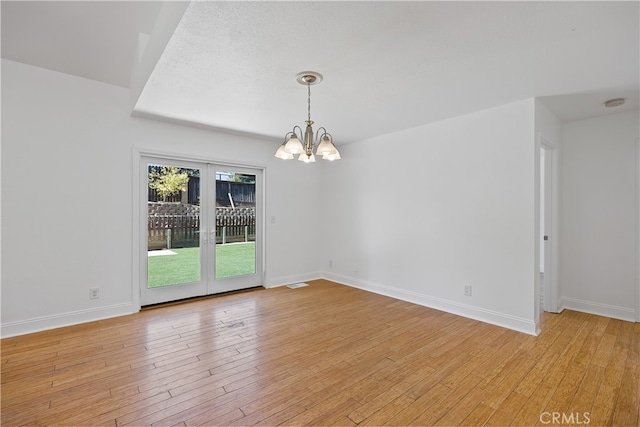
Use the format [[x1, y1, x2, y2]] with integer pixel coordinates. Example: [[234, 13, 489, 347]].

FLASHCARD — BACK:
[[636, 137, 640, 322], [132, 147, 266, 310], [536, 134, 561, 318]]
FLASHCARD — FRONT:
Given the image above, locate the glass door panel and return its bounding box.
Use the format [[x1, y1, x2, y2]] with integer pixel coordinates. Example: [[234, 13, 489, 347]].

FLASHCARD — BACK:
[[214, 171, 256, 279], [141, 158, 208, 306], [209, 166, 262, 294], [147, 164, 202, 287]]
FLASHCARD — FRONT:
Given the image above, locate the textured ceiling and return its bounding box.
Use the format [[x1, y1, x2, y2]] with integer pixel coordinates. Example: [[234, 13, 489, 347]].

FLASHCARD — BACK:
[[134, 1, 639, 143], [2, 1, 638, 144]]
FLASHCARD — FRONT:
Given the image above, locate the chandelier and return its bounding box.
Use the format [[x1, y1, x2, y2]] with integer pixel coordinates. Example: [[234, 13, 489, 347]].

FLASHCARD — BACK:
[[274, 72, 341, 163]]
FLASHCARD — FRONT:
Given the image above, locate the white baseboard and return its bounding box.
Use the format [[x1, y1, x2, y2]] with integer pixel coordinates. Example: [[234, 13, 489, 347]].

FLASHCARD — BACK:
[[2, 273, 551, 338], [559, 297, 636, 322], [1, 302, 137, 338], [323, 272, 538, 336]]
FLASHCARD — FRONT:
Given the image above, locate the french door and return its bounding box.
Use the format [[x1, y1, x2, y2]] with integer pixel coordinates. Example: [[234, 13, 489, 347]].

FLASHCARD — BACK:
[[140, 156, 263, 306]]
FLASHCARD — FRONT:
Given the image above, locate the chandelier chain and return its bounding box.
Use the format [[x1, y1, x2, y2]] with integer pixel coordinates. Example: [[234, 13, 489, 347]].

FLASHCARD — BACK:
[[307, 84, 311, 123]]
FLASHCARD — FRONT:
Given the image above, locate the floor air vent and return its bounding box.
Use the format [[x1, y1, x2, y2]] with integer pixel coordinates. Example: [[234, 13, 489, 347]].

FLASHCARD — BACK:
[[286, 283, 309, 289]]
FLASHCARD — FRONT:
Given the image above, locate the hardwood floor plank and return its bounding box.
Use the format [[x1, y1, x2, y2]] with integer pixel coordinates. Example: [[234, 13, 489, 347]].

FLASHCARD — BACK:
[[603, 338, 630, 388], [242, 402, 308, 426], [589, 384, 618, 427], [234, 372, 322, 420], [479, 350, 538, 410], [330, 416, 358, 426], [510, 382, 555, 426], [187, 408, 246, 427], [41, 390, 172, 426], [153, 381, 268, 426], [346, 364, 435, 423], [433, 387, 487, 426], [612, 364, 640, 426], [373, 377, 450, 425], [484, 390, 528, 426], [459, 402, 495, 426], [286, 396, 361, 426], [308, 397, 363, 426], [408, 374, 484, 426], [294, 357, 395, 414], [0, 399, 52, 426], [513, 349, 559, 397], [404, 350, 469, 400], [569, 364, 604, 414], [358, 394, 416, 426], [542, 358, 588, 415], [592, 333, 618, 368], [1, 280, 637, 427]]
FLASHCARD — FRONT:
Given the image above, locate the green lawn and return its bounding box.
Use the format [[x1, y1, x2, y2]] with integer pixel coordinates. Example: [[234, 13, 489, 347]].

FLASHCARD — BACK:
[[147, 242, 255, 288]]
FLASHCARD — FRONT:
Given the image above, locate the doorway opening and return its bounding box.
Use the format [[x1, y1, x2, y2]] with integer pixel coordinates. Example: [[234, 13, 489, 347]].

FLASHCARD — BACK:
[[539, 145, 552, 316], [538, 137, 559, 319]]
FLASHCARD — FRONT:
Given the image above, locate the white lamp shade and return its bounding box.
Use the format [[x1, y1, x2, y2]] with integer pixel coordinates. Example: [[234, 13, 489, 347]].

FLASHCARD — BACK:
[[315, 137, 338, 156], [284, 135, 304, 154], [274, 143, 294, 159], [298, 152, 316, 163]]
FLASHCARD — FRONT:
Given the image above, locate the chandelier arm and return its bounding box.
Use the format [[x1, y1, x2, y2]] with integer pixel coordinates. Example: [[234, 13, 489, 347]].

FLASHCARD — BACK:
[[282, 131, 297, 142], [291, 126, 303, 139], [314, 127, 328, 145]]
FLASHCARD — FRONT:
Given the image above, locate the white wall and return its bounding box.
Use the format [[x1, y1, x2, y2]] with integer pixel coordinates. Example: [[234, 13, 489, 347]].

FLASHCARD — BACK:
[[560, 110, 639, 321], [322, 99, 538, 334], [1, 59, 325, 337]]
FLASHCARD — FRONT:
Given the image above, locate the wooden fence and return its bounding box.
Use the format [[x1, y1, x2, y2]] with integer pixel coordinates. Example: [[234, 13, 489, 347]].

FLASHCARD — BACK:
[[148, 205, 255, 251], [215, 180, 255, 206], [215, 207, 256, 244], [148, 215, 201, 250], [148, 177, 255, 206]]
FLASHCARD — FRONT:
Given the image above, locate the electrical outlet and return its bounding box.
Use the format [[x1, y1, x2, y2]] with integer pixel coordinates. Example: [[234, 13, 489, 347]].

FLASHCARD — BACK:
[[464, 285, 472, 296], [90, 288, 99, 300]]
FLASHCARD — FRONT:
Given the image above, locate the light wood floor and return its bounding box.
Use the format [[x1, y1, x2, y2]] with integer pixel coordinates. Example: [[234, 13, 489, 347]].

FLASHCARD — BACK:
[[1, 280, 638, 426]]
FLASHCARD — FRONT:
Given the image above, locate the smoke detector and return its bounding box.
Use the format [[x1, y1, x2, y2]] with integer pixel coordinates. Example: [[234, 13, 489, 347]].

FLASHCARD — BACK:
[[604, 98, 625, 108]]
